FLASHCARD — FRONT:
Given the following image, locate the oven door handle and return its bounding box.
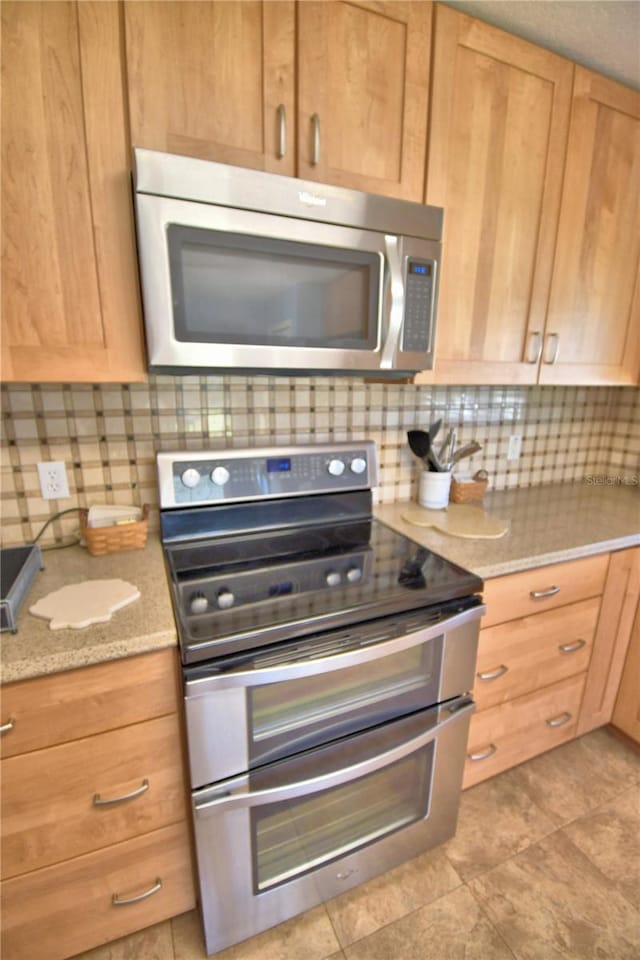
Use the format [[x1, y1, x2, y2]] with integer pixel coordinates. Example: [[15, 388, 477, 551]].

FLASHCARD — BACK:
[[193, 699, 475, 817], [185, 604, 485, 694]]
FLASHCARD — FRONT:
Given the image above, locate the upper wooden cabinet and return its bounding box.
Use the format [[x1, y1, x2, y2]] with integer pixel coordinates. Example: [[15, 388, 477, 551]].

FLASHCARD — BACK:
[[296, 1, 431, 200], [540, 69, 640, 385], [124, 0, 296, 175], [1, 1, 146, 383], [419, 5, 573, 385]]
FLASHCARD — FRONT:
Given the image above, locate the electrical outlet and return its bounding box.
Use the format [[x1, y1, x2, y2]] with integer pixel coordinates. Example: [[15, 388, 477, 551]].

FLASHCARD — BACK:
[[37, 461, 70, 500], [507, 435, 522, 461]]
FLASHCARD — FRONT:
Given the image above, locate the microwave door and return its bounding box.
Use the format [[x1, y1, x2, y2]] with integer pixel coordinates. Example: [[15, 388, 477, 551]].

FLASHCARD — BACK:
[[134, 194, 391, 374]]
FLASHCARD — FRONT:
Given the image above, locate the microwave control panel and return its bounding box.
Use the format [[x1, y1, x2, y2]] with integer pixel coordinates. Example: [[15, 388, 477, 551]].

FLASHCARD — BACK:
[[402, 259, 435, 353]]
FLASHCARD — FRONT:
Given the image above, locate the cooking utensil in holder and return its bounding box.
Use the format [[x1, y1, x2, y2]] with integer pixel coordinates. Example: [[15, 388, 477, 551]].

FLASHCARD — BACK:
[[81, 505, 149, 556]]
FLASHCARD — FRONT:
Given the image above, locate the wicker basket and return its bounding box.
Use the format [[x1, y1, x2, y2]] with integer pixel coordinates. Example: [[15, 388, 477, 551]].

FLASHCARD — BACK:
[[80, 505, 149, 557], [450, 477, 488, 504]]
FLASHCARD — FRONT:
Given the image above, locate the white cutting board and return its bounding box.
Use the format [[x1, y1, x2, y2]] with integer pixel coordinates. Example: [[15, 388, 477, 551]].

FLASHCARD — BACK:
[[30, 579, 140, 630], [401, 503, 508, 539]]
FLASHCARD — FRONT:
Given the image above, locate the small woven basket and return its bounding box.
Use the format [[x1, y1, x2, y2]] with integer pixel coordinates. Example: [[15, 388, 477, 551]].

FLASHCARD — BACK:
[[450, 477, 488, 504], [80, 505, 149, 557]]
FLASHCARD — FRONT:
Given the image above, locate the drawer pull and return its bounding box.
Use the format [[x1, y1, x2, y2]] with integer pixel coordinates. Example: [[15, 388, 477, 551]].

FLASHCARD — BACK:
[[546, 711, 572, 728], [93, 778, 149, 807], [558, 639, 586, 654], [477, 665, 509, 682], [112, 878, 162, 906], [468, 744, 497, 762], [0, 718, 15, 736], [530, 585, 560, 600]]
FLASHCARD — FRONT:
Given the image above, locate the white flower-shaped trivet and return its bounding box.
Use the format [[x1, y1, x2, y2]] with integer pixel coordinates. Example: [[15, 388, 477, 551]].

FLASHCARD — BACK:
[[30, 579, 140, 630]]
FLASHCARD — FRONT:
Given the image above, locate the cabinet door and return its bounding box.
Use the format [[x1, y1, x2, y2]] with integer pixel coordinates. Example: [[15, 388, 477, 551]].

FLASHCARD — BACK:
[[540, 69, 640, 385], [418, 6, 572, 385], [297, 1, 431, 200], [1, 1, 146, 383], [612, 605, 640, 745], [125, 1, 295, 175]]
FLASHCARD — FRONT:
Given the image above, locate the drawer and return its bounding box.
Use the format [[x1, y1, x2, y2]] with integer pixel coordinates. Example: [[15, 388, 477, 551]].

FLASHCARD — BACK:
[[463, 673, 586, 789], [482, 554, 609, 628], [474, 598, 598, 711], [0, 647, 179, 758], [1, 714, 188, 879], [0, 821, 195, 960]]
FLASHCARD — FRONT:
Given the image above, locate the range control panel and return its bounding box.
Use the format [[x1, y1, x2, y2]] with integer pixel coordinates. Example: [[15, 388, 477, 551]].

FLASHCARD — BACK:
[[158, 442, 378, 508]]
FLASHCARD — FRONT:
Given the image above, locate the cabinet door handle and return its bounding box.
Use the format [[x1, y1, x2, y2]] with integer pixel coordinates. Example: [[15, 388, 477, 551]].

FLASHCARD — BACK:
[[112, 878, 162, 906], [530, 585, 560, 600], [477, 665, 509, 681], [311, 113, 321, 165], [558, 639, 586, 654], [546, 711, 572, 728], [468, 743, 497, 762], [544, 332, 560, 364], [0, 718, 15, 736], [276, 104, 287, 159], [93, 779, 149, 807], [527, 330, 542, 364]]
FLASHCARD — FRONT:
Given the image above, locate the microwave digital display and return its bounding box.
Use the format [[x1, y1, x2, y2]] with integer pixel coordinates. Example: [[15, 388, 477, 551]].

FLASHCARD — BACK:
[[410, 263, 432, 277]]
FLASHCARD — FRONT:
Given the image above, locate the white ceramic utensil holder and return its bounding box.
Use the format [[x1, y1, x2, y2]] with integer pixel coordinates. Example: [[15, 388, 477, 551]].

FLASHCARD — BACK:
[[419, 470, 452, 509]]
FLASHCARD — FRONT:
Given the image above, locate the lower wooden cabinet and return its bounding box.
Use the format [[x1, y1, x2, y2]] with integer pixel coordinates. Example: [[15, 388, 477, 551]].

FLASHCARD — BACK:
[[612, 603, 640, 744]]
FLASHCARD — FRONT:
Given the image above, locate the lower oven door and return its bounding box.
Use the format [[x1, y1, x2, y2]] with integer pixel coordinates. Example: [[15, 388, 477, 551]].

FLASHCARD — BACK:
[[192, 696, 474, 956], [184, 603, 483, 786]]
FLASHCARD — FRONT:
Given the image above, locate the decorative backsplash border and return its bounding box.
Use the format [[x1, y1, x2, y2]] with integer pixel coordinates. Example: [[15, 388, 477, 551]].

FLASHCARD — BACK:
[[1, 380, 638, 547]]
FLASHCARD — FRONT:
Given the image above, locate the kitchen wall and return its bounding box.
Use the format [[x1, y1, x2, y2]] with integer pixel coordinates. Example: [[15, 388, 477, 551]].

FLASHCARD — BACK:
[[1, 381, 638, 548]]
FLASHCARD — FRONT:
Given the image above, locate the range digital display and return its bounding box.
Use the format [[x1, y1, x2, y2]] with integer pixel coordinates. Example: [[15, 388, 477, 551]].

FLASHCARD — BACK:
[[266, 457, 292, 473]]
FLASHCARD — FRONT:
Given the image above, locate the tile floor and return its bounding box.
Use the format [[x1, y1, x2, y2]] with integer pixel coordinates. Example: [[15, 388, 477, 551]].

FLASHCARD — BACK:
[[72, 727, 640, 960]]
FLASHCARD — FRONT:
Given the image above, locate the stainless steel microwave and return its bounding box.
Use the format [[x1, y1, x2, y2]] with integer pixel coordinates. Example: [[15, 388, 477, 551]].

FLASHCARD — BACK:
[[133, 149, 443, 376]]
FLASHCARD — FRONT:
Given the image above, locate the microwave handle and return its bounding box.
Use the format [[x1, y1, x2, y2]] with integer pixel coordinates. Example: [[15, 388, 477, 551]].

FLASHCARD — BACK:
[[380, 235, 405, 369], [193, 699, 474, 817]]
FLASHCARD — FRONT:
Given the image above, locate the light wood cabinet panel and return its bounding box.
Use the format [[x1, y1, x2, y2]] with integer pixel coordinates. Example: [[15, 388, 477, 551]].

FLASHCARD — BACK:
[[125, 0, 295, 175], [612, 604, 640, 745], [0, 648, 179, 759], [481, 554, 609, 628], [297, 1, 431, 200], [0, 821, 195, 960], [1, 715, 188, 879], [474, 598, 597, 711], [540, 69, 640, 385], [1, 1, 146, 383], [578, 547, 640, 735], [418, 5, 573, 385], [463, 673, 586, 789]]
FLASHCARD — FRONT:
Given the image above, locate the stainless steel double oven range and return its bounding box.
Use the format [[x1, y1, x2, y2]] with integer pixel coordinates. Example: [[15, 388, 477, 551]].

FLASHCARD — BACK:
[[158, 442, 484, 955]]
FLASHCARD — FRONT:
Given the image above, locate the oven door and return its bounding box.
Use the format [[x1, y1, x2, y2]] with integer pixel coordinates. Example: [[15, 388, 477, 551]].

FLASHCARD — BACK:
[[184, 604, 483, 786], [192, 697, 473, 956]]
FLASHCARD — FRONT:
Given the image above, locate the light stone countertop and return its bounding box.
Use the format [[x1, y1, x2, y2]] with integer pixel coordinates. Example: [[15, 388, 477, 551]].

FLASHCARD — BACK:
[[375, 481, 640, 580]]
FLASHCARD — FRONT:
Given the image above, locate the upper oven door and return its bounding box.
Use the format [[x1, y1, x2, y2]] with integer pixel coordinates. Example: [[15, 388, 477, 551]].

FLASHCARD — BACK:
[[134, 192, 439, 374]]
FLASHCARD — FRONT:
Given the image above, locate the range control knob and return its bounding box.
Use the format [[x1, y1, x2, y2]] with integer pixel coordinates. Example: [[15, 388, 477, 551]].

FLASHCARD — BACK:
[[325, 570, 342, 587], [350, 457, 367, 475], [217, 589, 235, 610], [211, 465, 230, 487], [346, 566, 363, 583], [190, 592, 208, 615], [181, 467, 201, 489], [327, 458, 345, 477]]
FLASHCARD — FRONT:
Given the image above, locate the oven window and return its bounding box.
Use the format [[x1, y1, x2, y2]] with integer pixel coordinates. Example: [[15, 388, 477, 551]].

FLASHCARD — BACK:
[[248, 639, 443, 767], [167, 225, 381, 349], [252, 745, 433, 892]]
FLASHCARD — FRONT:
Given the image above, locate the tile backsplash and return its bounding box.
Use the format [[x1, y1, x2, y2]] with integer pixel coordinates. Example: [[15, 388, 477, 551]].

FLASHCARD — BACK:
[[1, 379, 638, 548]]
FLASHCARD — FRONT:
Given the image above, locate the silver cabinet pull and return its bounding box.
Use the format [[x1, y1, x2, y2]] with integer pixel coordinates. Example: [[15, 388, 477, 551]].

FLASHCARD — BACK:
[[112, 878, 162, 906], [0, 718, 15, 736], [276, 104, 286, 159], [544, 331, 560, 363], [546, 712, 572, 728], [477, 665, 509, 682], [559, 639, 586, 654], [530, 585, 560, 600], [527, 330, 542, 364], [468, 743, 497, 762], [93, 779, 149, 807], [311, 113, 320, 165]]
